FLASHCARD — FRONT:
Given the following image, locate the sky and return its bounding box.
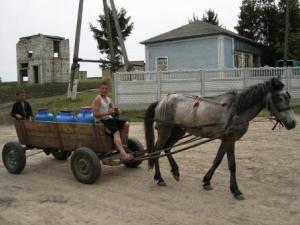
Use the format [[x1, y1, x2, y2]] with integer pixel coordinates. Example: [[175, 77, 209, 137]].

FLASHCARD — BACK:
[[0, 0, 243, 82]]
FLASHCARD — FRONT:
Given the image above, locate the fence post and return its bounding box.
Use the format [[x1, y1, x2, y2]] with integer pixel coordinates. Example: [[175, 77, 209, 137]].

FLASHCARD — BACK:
[[114, 72, 118, 105], [243, 68, 248, 88], [157, 71, 161, 101], [200, 70, 205, 96], [286, 67, 291, 93]]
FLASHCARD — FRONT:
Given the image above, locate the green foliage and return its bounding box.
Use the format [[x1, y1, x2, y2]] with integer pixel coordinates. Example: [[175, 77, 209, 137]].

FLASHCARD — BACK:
[[235, 0, 300, 66], [189, 9, 220, 26], [235, 0, 300, 65], [235, 0, 279, 65], [188, 13, 199, 23], [90, 7, 134, 71], [201, 9, 220, 26]]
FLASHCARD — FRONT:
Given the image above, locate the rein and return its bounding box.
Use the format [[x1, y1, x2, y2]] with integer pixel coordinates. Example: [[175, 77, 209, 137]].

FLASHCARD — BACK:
[[268, 103, 292, 130], [182, 94, 227, 107], [134, 132, 225, 161]]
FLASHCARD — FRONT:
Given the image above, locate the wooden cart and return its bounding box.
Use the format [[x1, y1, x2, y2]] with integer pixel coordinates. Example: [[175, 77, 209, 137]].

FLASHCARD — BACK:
[[2, 120, 144, 184]]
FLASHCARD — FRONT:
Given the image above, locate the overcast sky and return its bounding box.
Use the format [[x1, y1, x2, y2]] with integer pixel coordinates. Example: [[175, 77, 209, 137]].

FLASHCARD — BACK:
[[0, 0, 243, 82]]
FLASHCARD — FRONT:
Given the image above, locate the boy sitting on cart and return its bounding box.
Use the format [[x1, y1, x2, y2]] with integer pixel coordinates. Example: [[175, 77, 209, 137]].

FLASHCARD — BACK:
[[92, 81, 133, 162], [11, 89, 33, 120]]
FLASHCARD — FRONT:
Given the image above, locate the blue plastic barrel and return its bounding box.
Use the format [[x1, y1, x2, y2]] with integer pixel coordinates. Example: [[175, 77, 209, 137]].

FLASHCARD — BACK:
[[75, 106, 94, 123], [55, 110, 75, 123], [34, 108, 54, 122]]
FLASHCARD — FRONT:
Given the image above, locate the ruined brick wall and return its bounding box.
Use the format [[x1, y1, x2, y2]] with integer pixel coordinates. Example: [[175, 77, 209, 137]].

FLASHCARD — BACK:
[[16, 34, 70, 84]]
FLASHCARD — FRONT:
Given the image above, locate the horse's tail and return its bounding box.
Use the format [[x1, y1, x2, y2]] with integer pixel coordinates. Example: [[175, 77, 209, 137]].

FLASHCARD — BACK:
[[144, 101, 158, 170]]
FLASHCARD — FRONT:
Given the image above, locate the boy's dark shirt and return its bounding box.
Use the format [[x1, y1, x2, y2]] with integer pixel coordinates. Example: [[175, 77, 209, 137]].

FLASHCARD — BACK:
[[11, 101, 33, 120]]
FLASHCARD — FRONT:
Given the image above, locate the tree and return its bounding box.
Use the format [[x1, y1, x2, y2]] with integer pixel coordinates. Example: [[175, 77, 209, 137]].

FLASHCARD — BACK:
[[201, 9, 220, 26], [235, 0, 260, 41], [189, 9, 220, 26], [276, 0, 300, 59], [188, 13, 199, 23], [90, 7, 134, 70], [235, 0, 300, 65]]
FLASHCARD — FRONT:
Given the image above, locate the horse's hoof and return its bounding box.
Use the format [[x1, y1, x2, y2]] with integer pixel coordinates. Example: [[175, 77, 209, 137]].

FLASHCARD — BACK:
[[234, 193, 245, 200], [172, 174, 180, 181], [157, 180, 167, 186], [203, 184, 213, 191]]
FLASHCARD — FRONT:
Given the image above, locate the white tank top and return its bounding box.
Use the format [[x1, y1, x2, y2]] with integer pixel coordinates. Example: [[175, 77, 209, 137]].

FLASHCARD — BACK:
[[93, 95, 113, 121]]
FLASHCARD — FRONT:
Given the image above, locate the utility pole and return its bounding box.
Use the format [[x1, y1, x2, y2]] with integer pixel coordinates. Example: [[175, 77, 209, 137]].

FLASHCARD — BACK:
[[109, 0, 129, 71], [283, 0, 290, 67], [68, 0, 84, 100], [103, 0, 116, 73]]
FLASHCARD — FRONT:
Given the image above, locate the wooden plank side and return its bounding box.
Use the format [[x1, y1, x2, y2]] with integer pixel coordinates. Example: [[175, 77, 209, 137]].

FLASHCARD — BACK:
[[14, 121, 110, 152], [63, 141, 98, 151], [60, 134, 95, 150], [14, 120, 26, 144], [26, 130, 59, 138], [57, 123, 97, 135], [94, 125, 112, 153], [23, 121, 57, 132], [25, 136, 62, 149]]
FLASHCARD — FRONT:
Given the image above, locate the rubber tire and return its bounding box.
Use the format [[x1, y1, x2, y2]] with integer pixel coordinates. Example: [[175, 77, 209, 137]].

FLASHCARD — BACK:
[[52, 150, 71, 160], [123, 138, 145, 168], [71, 147, 101, 184], [2, 142, 26, 174]]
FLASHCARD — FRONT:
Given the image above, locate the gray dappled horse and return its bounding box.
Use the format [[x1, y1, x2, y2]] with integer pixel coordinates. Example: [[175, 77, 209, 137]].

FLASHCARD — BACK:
[[144, 77, 296, 199]]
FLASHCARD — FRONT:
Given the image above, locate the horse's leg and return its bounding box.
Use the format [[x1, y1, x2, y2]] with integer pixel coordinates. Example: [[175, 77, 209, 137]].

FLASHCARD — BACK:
[[202, 140, 227, 190], [153, 126, 172, 186], [226, 141, 244, 200], [164, 127, 185, 181]]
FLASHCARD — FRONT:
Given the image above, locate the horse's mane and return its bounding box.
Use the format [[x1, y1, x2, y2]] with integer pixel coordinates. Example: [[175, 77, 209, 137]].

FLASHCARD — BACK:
[[235, 82, 268, 114]]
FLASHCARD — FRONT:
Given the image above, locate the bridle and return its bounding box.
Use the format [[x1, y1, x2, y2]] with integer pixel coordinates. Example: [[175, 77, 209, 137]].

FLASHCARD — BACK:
[[267, 91, 291, 130]]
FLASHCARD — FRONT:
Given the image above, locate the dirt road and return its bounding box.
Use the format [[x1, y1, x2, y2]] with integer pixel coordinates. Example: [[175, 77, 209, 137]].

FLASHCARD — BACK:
[[0, 119, 299, 225]]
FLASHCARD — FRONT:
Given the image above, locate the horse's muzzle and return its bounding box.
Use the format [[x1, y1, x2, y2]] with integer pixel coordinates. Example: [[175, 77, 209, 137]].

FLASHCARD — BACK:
[[285, 120, 296, 130]]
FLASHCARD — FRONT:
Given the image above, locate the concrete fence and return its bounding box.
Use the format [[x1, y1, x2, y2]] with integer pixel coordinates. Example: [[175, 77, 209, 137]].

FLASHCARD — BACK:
[[114, 67, 300, 109]]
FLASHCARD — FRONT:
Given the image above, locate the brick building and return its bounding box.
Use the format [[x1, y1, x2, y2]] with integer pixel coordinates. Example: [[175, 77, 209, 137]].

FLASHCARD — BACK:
[[16, 34, 70, 84]]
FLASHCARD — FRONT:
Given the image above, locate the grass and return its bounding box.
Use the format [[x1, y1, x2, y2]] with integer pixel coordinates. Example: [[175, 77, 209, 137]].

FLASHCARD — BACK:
[[32, 91, 146, 122], [258, 105, 300, 117], [0, 78, 102, 103], [0, 90, 145, 124]]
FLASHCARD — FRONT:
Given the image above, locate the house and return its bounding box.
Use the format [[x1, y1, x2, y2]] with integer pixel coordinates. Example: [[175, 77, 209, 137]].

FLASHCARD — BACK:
[[141, 21, 262, 72], [16, 34, 70, 84]]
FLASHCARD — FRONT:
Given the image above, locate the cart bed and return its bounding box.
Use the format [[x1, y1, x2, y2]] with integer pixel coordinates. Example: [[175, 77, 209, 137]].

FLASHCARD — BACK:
[[14, 120, 111, 152]]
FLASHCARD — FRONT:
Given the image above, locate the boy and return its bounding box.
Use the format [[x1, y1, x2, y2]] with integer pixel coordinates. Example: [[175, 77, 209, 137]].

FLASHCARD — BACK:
[[92, 81, 133, 162], [11, 89, 33, 120]]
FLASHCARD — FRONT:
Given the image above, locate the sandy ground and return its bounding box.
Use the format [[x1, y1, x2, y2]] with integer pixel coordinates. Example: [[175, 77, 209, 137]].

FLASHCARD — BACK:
[[0, 118, 299, 225]]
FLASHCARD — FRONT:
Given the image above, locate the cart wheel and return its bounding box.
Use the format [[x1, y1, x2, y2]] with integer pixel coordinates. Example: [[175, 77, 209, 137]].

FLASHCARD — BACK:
[[123, 138, 145, 168], [71, 147, 101, 184], [2, 142, 26, 174], [52, 150, 71, 160]]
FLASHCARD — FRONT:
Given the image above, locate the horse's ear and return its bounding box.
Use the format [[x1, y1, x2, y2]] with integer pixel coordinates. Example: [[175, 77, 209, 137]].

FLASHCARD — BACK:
[[269, 77, 284, 91]]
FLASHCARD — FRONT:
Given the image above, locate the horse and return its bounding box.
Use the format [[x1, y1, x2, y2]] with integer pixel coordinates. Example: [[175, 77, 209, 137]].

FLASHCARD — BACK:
[[144, 77, 296, 199]]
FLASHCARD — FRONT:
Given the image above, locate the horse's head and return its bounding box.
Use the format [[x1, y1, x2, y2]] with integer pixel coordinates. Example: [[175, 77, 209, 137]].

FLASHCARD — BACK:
[[266, 78, 296, 130]]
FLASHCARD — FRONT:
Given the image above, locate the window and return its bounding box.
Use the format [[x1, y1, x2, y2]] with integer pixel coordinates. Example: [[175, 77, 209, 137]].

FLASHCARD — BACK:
[[21, 63, 28, 68], [53, 40, 60, 58], [27, 50, 33, 58], [234, 52, 253, 68], [156, 57, 168, 71]]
